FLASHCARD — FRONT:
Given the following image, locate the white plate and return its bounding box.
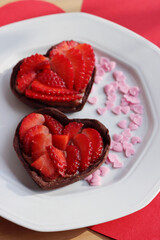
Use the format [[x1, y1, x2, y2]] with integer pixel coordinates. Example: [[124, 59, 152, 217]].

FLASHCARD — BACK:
[[0, 13, 160, 232]]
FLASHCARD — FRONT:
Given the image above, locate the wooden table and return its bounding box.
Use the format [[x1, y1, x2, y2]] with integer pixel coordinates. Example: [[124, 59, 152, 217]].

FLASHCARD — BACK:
[[0, 217, 111, 240]]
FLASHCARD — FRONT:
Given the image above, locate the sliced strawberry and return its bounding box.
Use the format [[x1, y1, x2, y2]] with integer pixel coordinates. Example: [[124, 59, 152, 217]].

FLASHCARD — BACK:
[[19, 113, 45, 141], [31, 152, 58, 179], [66, 145, 80, 175], [76, 43, 95, 90], [52, 135, 69, 150], [73, 134, 92, 172], [31, 133, 52, 160], [50, 53, 74, 89], [16, 54, 50, 93], [18, 54, 50, 76], [22, 125, 49, 156], [25, 89, 82, 102], [16, 71, 36, 93], [37, 69, 66, 88], [49, 40, 78, 56], [63, 122, 84, 140], [65, 48, 85, 92], [47, 145, 67, 177], [31, 80, 79, 96], [82, 128, 103, 162], [44, 114, 63, 135]]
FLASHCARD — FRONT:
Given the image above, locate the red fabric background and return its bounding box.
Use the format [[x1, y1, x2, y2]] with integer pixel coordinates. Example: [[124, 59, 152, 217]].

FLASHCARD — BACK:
[[0, 0, 64, 27], [81, 0, 160, 46]]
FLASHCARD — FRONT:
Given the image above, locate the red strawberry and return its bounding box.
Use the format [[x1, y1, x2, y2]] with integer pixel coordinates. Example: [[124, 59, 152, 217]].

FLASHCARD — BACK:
[[19, 113, 45, 141], [65, 48, 85, 92], [18, 54, 50, 76], [47, 145, 67, 177], [44, 114, 63, 135], [76, 43, 95, 90], [31, 153, 58, 179], [52, 135, 69, 151], [22, 125, 49, 156], [50, 53, 74, 89], [66, 145, 80, 175], [73, 134, 92, 172], [49, 40, 78, 56], [82, 128, 103, 162], [63, 122, 84, 140], [25, 89, 82, 102], [31, 133, 52, 160], [37, 69, 66, 88], [16, 71, 36, 93], [31, 81, 79, 96]]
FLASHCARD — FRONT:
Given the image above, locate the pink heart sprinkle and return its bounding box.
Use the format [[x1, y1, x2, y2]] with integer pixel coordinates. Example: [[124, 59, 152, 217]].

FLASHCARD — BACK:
[[92, 169, 101, 177], [117, 120, 127, 129], [130, 104, 143, 114], [100, 57, 110, 65], [99, 166, 110, 176], [120, 97, 129, 106], [112, 106, 121, 115], [108, 94, 117, 102], [125, 148, 135, 158], [118, 81, 129, 94], [107, 153, 119, 163], [124, 95, 140, 104], [113, 71, 126, 82], [113, 134, 123, 142], [122, 128, 131, 138], [104, 84, 112, 95], [89, 179, 101, 186], [94, 76, 102, 84], [85, 174, 93, 181], [130, 113, 142, 126], [112, 142, 123, 152], [110, 61, 116, 71], [123, 141, 133, 150], [129, 86, 140, 96], [90, 175, 101, 185], [131, 136, 142, 144], [96, 107, 107, 115], [113, 161, 123, 168], [87, 96, 97, 105], [105, 100, 114, 110], [121, 106, 130, 114], [110, 140, 117, 150], [96, 65, 105, 76], [129, 122, 139, 131], [107, 153, 123, 168]]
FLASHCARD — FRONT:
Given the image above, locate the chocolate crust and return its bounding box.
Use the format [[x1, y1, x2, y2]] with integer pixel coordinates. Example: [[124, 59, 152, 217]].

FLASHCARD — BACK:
[[10, 43, 96, 113], [13, 108, 111, 190]]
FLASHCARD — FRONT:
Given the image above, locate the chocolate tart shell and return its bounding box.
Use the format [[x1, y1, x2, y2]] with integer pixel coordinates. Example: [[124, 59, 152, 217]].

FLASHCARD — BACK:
[[13, 108, 111, 190], [10, 43, 96, 113]]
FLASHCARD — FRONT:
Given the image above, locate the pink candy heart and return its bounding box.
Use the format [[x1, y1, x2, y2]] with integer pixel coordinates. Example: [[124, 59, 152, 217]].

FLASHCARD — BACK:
[[117, 120, 127, 129], [87, 96, 97, 105], [96, 107, 107, 115]]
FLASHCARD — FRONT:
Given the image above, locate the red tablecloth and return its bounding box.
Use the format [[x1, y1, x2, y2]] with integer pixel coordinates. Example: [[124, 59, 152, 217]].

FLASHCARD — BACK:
[[0, 1, 160, 239]]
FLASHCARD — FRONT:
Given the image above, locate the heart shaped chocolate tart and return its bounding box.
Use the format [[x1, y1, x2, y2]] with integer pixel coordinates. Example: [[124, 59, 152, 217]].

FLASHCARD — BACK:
[[13, 108, 110, 190], [10, 41, 95, 112]]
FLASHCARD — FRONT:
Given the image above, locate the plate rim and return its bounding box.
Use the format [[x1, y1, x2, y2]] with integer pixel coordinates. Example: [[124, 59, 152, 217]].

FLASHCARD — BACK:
[[0, 12, 160, 232]]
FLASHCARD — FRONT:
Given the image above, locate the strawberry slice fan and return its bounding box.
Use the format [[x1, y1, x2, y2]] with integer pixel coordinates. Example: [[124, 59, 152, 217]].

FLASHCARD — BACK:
[[14, 109, 110, 190], [10, 40, 96, 112]]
